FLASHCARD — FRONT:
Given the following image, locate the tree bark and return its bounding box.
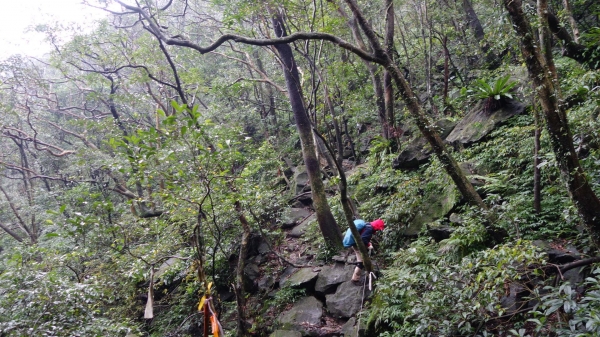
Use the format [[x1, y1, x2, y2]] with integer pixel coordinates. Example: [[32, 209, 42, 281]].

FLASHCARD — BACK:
[[335, 4, 388, 138], [0, 185, 36, 244], [534, 0, 553, 215], [383, 0, 395, 138], [562, 0, 580, 43], [314, 67, 344, 167], [547, 11, 600, 69], [272, 15, 343, 249], [342, 116, 358, 161], [533, 97, 542, 214], [442, 35, 450, 112], [504, 0, 600, 247], [233, 201, 250, 337], [0, 222, 24, 243]]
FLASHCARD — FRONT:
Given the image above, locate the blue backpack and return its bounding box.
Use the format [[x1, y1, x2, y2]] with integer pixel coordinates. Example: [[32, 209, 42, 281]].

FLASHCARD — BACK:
[[342, 219, 367, 248]]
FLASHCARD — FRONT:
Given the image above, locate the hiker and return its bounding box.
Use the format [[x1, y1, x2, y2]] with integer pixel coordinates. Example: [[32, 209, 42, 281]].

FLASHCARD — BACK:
[[343, 218, 385, 282]]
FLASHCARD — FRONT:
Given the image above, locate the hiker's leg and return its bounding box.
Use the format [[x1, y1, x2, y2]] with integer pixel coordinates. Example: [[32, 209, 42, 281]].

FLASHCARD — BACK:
[[352, 247, 363, 281]]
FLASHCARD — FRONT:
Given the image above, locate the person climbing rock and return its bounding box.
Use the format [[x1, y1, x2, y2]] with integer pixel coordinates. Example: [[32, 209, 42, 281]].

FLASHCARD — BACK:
[[342, 218, 385, 283]]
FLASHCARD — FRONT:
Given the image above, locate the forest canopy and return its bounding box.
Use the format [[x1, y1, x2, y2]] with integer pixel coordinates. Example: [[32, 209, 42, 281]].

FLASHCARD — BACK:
[[1, 0, 600, 336]]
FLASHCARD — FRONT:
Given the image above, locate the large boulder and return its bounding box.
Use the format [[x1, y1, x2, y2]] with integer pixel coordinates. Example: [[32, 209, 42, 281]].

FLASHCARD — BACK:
[[276, 296, 323, 334], [314, 263, 354, 294], [500, 282, 529, 315], [295, 192, 313, 207], [533, 240, 581, 264], [280, 268, 319, 288], [341, 317, 365, 337], [243, 263, 260, 281], [459, 162, 488, 190], [326, 280, 371, 318], [257, 275, 275, 293], [278, 266, 297, 288], [393, 119, 457, 170], [289, 214, 317, 238], [532, 241, 586, 292], [401, 178, 458, 237], [270, 330, 302, 337], [427, 224, 455, 242], [293, 166, 310, 194], [155, 257, 180, 279], [445, 98, 526, 146], [280, 208, 312, 229]]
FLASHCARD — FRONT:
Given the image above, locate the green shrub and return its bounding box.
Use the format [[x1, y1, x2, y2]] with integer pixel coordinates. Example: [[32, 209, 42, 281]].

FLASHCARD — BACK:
[[0, 248, 140, 336], [528, 268, 600, 336], [367, 240, 546, 336]]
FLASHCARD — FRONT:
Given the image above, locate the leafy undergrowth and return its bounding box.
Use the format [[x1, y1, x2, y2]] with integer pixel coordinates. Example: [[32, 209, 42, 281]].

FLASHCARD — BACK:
[[367, 239, 546, 336], [364, 235, 600, 336], [345, 90, 600, 336]]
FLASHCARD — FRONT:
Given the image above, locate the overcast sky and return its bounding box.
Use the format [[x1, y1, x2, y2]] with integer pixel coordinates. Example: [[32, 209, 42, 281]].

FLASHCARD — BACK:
[[0, 0, 108, 60]]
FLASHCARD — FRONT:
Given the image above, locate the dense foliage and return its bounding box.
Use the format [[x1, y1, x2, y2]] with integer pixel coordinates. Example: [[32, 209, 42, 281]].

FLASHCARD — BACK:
[[1, 0, 600, 336]]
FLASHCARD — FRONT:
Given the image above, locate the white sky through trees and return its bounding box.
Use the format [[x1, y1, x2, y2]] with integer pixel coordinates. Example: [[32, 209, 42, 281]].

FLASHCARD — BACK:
[[0, 0, 107, 60]]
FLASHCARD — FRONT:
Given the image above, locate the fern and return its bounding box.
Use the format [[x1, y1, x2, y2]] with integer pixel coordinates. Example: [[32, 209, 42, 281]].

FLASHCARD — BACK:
[[473, 75, 517, 101]]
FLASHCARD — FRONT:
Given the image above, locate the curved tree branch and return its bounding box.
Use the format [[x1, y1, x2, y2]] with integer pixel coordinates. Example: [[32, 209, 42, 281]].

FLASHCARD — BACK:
[[114, 0, 381, 63]]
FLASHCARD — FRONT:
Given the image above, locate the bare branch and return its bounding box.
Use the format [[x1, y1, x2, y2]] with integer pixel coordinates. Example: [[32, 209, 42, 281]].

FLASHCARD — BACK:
[[40, 119, 99, 150], [0, 222, 24, 243], [211, 51, 287, 93], [2, 126, 76, 157], [113, 0, 381, 63], [0, 185, 32, 239]]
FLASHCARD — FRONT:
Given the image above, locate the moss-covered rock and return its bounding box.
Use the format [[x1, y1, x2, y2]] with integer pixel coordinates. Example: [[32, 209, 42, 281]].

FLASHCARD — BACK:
[[446, 98, 526, 145], [401, 178, 458, 237]]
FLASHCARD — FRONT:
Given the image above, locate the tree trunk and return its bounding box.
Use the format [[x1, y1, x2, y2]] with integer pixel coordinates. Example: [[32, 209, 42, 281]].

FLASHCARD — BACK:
[[334, 3, 388, 138], [504, 0, 600, 247], [547, 11, 600, 69], [0, 222, 24, 242], [442, 35, 450, 112], [313, 130, 372, 272], [562, 0, 580, 43], [0, 185, 36, 244], [415, 0, 432, 98], [342, 116, 358, 161], [462, 0, 500, 69], [538, 0, 559, 85], [383, 0, 395, 138], [533, 0, 552, 216], [233, 201, 250, 337], [314, 131, 338, 171], [272, 15, 343, 249], [318, 69, 344, 167], [533, 95, 542, 214], [463, 0, 484, 41]]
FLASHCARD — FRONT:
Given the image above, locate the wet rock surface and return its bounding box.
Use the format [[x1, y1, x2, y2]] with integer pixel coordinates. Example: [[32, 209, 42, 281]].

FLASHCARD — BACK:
[[326, 280, 371, 318], [276, 296, 323, 333]]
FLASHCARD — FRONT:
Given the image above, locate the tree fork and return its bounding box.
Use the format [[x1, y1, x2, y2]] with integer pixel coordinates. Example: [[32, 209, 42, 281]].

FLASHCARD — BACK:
[[271, 14, 344, 250]]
